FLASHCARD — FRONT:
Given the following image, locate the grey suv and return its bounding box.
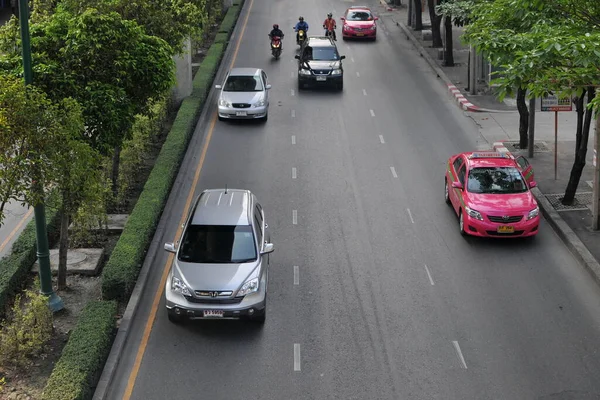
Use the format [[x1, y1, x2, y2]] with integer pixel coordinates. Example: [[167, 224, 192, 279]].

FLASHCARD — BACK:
[[295, 36, 346, 90], [164, 188, 274, 323]]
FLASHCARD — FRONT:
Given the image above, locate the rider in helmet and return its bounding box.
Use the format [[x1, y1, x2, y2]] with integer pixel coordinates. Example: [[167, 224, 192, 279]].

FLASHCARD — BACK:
[[269, 23, 285, 48], [294, 16, 309, 44], [323, 13, 336, 40]]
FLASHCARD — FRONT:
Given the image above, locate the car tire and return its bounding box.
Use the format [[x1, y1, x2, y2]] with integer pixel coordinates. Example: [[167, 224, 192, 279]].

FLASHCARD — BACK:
[[342, 36, 347, 41], [338, 81, 343, 91], [262, 113, 268, 122], [298, 80, 304, 90], [168, 312, 185, 324], [218, 116, 224, 122], [251, 309, 266, 323], [444, 179, 451, 205], [459, 210, 467, 236]]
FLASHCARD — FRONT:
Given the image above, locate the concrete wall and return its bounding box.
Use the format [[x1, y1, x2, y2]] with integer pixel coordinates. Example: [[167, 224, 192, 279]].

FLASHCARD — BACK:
[[172, 37, 193, 103]]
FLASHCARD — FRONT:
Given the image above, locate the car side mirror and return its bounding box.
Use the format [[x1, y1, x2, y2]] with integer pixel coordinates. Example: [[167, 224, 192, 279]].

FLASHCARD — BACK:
[[451, 181, 463, 190], [266, 84, 272, 89], [164, 242, 177, 253], [374, 16, 379, 20], [294, 55, 300, 59], [215, 84, 222, 89], [340, 55, 346, 60], [261, 243, 274, 254], [340, 17, 345, 21], [529, 180, 537, 188]]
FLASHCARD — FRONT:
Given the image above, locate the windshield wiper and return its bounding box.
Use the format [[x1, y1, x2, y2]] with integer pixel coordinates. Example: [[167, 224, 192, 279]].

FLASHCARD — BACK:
[[233, 258, 256, 263]]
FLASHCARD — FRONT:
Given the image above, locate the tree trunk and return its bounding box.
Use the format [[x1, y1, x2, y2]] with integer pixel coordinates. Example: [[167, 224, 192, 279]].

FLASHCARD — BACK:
[[427, 0, 443, 47], [111, 145, 121, 197], [516, 87, 529, 149], [413, 0, 423, 31], [574, 91, 585, 154], [57, 205, 69, 290], [563, 87, 596, 205], [443, 16, 454, 66]]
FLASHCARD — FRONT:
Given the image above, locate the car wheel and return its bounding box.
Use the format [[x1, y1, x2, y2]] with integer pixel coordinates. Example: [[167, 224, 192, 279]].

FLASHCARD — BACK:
[[338, 81, 344, 91], [168, 312, 184, 324], [342, 36, 347, 41], [262, 112, 268, 122], [444, 179, 451, 205], [218, 116, 224, 122], [251, 309, 266, 323], [298, 80, 304, 90], [459, 210, 466, 236]]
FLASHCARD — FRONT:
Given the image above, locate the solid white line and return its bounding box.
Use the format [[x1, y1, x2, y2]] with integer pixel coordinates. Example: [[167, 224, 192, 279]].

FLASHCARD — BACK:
[[294, 344, 301, 371], [292, 135, 296, 144], [406, 208, 415, 224], [379, 135, 385, 144], [293, 265, 299, 285], [356, 71, 360, 77], [390, 167, 398, 178], [291, 89, 295, 96], [424, 264, 435, 285], [351, 57, 355, 63], [370, 109, 375, 117], [292, 167, 297, 179], [293, 210, 297, 225], [363, 89, 367, 96], [291, 109, 296, 118], [452, 341, 468, 369]]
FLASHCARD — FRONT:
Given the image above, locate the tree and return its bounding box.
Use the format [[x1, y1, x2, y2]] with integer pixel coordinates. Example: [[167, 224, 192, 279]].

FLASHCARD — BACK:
[[435, 0, 475, 68], [412, 0, 423, 31], [427, 0, 443, 48]]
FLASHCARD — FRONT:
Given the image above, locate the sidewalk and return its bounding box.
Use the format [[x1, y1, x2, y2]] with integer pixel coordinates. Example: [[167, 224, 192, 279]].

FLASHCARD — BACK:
[[378, 1, 600, 282]]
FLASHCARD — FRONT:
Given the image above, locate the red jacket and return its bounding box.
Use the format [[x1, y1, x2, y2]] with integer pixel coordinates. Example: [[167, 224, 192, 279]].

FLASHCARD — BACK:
[[323, 18, 336, 30]]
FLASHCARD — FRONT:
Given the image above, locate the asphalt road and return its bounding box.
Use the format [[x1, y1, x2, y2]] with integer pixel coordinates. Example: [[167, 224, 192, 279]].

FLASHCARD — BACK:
[[104, 0, 600, 399], [0, 201, 32, 259]]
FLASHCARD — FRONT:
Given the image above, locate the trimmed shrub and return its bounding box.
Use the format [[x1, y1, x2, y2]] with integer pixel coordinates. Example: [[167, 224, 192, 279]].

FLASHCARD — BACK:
[[218, 5, 241, 35], [0, 205, 60, 316], [214, 32, 229, 44], [41, 300, 117, 400]]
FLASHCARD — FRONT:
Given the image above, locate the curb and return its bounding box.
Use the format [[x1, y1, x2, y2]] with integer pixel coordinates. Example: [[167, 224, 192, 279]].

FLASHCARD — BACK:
[[448, 84, 481, 112], [91, 4, 248, 399], [490, 142, 600, 288]]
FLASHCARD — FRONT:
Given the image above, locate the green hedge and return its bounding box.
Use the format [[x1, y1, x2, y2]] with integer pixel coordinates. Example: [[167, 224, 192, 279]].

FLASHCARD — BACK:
[[100, 3, 242, 301], [0, 205, 60, 316], [218, 5, 241, 34], [41, 300, 117, 400], [214, 32, 229, 44]]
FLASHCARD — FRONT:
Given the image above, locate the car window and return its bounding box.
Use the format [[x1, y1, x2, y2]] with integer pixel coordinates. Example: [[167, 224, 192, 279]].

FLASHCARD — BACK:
[[516, 156, 529, 170], [453, 157, 463, 172], [467, 167, 528, 194], [178, 225, 257, 263], [346, 11, 373, 21], [305, 46, 339, 61], [223, 75, 264, 92], [254, 204, 263, 245], [261, 71, 268, 86], [458, 164, 466, 185]]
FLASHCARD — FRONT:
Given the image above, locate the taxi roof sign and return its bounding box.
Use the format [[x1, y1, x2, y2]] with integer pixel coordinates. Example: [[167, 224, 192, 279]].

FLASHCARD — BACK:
[[468, 152, 510, 159]]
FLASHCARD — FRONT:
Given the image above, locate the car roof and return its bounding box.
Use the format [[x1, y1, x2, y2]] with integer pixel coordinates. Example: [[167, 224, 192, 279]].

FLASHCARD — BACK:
[[228, 67, 261, 76], [191, 189, 253, 226], [307, 36, 336, 47], [346, 6, 372, 12], [457, 152, 517, 168]]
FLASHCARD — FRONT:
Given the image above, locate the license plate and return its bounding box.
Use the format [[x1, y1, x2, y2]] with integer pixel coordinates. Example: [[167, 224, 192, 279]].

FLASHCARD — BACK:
[[203, 310, 224, 318], [356, 33, 364, 36], [497, 226, 514, 233], [316, 76, 327, 81], [235, 111, 247, 116]]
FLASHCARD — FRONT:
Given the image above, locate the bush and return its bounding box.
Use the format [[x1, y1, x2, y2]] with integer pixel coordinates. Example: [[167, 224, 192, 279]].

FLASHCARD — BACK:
[[214, 32, 229, 44], [41, 300, 117, 400], [0, 285, 53, 367], [0, 203, 60, 317], [218, 5, 241, 35]]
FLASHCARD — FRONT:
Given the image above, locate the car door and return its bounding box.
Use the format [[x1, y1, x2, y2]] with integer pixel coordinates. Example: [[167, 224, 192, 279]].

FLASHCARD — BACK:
[[261, 71, 269, 105], [450, 156, 465, 210], [455, 163, 467, 214], [514, 155, 534, 185]]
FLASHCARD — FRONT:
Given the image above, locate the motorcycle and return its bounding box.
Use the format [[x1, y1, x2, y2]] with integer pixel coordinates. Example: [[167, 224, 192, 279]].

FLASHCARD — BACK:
[[324, 28, 336, 40], [296, 29, 306, 46], [270, 36, 282, 59]]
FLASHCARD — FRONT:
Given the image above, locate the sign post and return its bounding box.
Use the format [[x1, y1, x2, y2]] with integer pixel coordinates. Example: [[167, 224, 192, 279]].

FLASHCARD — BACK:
[[541, 94, 573, 180]]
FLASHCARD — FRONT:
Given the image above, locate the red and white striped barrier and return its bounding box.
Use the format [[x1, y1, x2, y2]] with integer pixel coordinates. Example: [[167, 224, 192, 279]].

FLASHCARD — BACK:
[[448, 84, 481, 112]]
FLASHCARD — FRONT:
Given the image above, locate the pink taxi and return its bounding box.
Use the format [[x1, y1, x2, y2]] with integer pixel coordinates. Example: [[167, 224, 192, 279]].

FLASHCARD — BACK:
[[341, 6, 379, 40], [444, 151, 540, 238]]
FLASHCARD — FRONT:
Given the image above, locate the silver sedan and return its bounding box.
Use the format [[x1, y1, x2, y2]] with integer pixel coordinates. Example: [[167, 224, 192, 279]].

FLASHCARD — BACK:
[[215, 67, 271, 122]]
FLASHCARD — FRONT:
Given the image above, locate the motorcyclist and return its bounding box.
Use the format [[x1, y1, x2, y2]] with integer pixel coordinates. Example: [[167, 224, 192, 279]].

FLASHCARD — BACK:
[[294, 16, 309, 44], [269, 23, 284, 48], [323, 13, 337, 40]]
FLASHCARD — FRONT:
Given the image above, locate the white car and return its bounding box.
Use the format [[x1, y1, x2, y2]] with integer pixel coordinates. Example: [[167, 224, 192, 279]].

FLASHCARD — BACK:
[[215, 68, 271, 122]]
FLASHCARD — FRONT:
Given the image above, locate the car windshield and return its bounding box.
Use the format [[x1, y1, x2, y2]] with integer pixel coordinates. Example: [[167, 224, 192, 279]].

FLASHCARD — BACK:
[[178, 225, 257, 263], [346, 11, 373, 21], [467, 167, 528, 194], [223, 75, 263, 92], [305, 46, 339, 61]]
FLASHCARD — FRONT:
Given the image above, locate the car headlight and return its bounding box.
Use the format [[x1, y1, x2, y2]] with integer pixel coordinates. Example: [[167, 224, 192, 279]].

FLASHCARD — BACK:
[[369, 25, 376, 31], [219, 99, 231, 107], [465, 207, 483, 220], [299, 69, 311, 76], [171, 276, 191, 296], [254, 99, 266, 107], [237, 277, 259, 296], [527, 206, 539, 220], [331, 69, 342, 75]]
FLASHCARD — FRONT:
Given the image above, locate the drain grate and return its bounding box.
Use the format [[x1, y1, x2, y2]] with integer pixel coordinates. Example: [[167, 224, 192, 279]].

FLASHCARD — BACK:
[[545, 192, 592, 211], [502, 141, 551, 153]]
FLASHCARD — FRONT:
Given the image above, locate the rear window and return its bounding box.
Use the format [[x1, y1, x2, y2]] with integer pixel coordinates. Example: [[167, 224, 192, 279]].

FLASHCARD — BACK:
[[467, 167, 528, 194], [346, 11, 373, 21], [178, 225, 257, 263]]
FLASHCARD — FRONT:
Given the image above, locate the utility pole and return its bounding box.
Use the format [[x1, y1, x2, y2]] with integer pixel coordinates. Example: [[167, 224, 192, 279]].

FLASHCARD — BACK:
[[593, 109, 600, 230], [18, 0, 64, 312], [469, 45, 477, 95], [528, 97, 536, 158]]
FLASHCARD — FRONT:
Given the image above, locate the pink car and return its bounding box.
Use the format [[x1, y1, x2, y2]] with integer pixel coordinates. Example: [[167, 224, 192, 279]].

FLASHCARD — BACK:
[[341, 6, 379, 40], [444, 151, 540, 238]]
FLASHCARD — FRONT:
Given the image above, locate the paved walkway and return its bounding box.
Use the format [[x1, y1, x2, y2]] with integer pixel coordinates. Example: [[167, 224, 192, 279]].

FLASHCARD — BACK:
[[378, 1, 600, 281]]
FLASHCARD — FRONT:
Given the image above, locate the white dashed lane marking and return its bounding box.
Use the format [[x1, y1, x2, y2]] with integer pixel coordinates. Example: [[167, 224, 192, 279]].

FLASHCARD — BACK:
[[390, 167, 398, 178], [453, 341, 468, 369], [379, 135, 385, 144]]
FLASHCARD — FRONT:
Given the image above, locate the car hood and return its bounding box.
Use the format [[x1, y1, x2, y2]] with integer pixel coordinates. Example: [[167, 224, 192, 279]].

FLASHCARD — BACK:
[[220, 91, 263, 104], [175, 260, 259, 291], [304, 60, 342, 70], [467, 192, 537, 214], [344, 20, 375, 28]]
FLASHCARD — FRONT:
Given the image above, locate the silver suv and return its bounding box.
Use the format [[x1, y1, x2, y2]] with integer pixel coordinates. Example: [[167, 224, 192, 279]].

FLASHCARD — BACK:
[[164, 188, 274, 323]]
